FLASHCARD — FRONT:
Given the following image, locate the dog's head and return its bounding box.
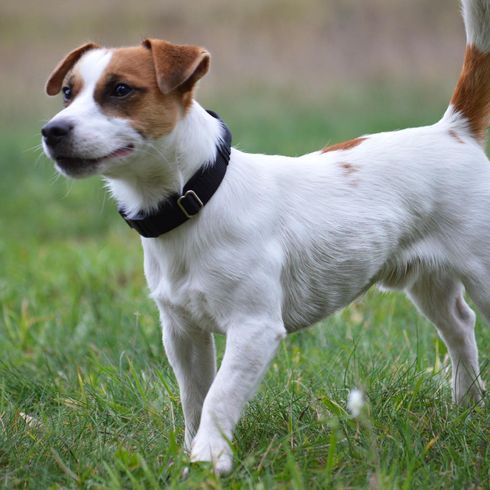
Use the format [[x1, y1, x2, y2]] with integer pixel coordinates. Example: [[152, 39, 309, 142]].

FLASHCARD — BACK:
[[41, 40, 210, 178]]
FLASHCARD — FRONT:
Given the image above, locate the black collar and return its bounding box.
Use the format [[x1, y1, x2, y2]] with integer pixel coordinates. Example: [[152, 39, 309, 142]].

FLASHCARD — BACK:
[[118, 110, 232, 238]]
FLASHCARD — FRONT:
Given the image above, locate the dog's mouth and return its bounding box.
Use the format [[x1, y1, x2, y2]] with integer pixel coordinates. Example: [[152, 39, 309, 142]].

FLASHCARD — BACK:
[[55, 144, 135, 171]]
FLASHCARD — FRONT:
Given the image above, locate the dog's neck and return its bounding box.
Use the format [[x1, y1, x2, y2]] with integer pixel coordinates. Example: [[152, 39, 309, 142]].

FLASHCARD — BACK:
[[103, 101, 223, 218]]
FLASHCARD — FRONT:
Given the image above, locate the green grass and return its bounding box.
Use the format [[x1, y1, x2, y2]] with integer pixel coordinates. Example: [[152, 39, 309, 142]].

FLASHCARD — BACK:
[[0, 88, 489, 489]]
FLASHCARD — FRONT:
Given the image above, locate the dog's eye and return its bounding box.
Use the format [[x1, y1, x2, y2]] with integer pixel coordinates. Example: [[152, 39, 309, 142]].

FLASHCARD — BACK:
[[62, 86, 72, 102], [112, 83, 133, 98]]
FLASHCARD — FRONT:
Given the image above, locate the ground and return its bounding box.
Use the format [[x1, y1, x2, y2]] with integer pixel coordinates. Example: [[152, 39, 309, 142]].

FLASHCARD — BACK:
[[0, 88, 488, 489]]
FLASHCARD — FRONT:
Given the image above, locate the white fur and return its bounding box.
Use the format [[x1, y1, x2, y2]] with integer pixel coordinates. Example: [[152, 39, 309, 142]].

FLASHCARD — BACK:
[[105, 102, 223, 216], [462, 0, 490, 52], [43, 0, 488, 475], [42, 49, 146, 180]]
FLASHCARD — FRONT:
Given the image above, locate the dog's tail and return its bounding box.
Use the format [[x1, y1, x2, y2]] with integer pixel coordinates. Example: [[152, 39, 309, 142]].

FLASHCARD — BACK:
[[446, 0, 490, 145]]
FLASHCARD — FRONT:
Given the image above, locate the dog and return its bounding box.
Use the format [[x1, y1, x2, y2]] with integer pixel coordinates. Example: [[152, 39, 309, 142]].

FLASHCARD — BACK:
[[42, 0, 488, 474]]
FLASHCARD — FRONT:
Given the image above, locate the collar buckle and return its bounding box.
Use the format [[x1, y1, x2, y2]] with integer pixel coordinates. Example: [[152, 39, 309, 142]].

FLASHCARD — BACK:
[[177, 190, 204, 219]]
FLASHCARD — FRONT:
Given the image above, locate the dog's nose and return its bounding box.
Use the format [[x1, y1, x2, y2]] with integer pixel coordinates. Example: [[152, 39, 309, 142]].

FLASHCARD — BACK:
[[41, 120, 74, 147]]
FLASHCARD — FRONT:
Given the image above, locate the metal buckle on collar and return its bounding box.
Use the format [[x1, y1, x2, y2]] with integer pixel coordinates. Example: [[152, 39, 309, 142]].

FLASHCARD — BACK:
[[177, 190, 204, 219]]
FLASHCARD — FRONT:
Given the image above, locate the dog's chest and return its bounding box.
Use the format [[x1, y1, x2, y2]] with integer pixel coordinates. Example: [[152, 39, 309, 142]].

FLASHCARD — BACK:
[[142, 238, 224, 333]]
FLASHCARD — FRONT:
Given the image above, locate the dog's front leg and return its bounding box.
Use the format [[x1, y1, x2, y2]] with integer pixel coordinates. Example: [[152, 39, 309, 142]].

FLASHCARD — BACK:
[[162, 323, 217, 450], [190, 320, 286, 474]]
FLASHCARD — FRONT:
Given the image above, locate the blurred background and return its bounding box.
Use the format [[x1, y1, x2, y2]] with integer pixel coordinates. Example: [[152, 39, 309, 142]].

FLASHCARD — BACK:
[[0, 0, 469, 239], [0, 0, 471, 318], [0, 0, 471, 301], [2, 0, 465, 129]]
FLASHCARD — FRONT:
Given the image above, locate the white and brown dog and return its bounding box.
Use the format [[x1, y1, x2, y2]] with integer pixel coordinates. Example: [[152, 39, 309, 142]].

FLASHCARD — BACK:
[[42, 0, 488, 474]]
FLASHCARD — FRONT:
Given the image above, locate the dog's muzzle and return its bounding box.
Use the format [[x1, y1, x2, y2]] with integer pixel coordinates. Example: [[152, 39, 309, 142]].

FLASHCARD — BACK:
[[41, 119, 74, 149]]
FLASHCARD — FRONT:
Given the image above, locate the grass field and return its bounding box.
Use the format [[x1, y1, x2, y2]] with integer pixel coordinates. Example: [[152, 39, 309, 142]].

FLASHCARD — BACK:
[[0, 87, 489, 489]]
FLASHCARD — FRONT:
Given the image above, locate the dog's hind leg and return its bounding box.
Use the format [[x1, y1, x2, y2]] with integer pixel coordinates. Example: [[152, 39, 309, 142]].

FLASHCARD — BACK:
[[462, 263, 490, 326], [406, 273, 485, 404]]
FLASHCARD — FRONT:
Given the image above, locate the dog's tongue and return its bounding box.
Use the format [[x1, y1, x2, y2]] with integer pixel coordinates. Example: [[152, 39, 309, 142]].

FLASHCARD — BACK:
[[106, 145, 134, 160]]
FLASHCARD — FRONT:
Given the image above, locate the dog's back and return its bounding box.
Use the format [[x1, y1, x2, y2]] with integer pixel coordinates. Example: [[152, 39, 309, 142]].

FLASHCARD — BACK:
[[256, 0, 490, 329]]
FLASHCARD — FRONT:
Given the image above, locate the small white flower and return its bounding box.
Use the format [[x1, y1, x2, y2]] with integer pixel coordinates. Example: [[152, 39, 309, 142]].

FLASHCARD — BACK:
[[347, 388, 364, 417], [19, 412, 42, 429]]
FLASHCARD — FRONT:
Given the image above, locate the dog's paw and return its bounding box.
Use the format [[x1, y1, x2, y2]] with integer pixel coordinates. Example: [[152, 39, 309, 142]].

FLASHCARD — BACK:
[[454, 375, 486, 406], [190, 433, 233, 475]]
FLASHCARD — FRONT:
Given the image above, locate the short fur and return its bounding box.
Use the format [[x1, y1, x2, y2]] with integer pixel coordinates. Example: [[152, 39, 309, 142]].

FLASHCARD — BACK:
[[322, 137, 367, 153], [94, 47, 181, 138], [450, 46, 490, 143], [42, 0, 488, 475], [46, 42, 100, 96]]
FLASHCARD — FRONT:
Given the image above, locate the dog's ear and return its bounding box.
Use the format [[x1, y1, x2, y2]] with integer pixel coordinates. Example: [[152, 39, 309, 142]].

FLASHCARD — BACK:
[[142, 38, 210, 95], [45, 43, 100, 96]]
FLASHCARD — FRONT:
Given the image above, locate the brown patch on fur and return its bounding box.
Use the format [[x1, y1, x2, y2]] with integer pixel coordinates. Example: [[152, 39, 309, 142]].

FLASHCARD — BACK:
[[338, 161, 359, 186], [94, 47, 182, 139], [93, 40, 210, 138], [322, 137, 366, 153], [448, 129, 465, 144], [338, 161, 358, 175], [45, 43, 99, 96], [451, 45, 490, 144], [59, 67, 85, 108], [142, 39, 210, 97], [69, 70, 84, 99]]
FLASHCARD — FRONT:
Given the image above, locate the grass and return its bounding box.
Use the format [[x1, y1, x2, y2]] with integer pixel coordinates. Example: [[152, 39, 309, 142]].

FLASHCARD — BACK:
[[0, 87, 489, 489]]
